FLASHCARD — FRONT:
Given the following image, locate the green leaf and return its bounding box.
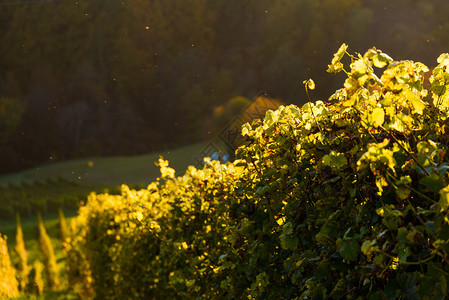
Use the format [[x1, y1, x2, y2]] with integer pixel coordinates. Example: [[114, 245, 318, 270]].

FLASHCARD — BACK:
[[322, 154, 332, 166], [415, 141, 438, 171], [395, 176, 412, 200], [377, 205, 403, 230], [373, 254, 386, 268], [420, 173, 446, 192], [398, 247, 411, 263], [263, 110, 279, 132], [280, 222, 298, 250], [396, 175, 412, 185], [328, 43, 348, 74], [282, 222, 294, 235], [280, 235, 299, 250], [397, 227, 408, 243], [339, 239, 360, 261], [322, 151, 348, 169], [417, 140, 438, 154], [357, 139, 396, 174], [361, 240, 377, 259], [315, 260, 330, 280], [316, 223, 337, 246]]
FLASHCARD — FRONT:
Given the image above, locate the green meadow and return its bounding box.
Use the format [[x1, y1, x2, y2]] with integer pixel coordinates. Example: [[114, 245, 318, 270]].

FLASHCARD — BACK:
[[0, 142, 207, 187]]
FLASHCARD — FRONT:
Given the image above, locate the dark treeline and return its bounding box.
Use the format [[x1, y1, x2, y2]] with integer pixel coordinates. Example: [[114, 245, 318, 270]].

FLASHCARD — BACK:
[[1, 0, 448, 174]]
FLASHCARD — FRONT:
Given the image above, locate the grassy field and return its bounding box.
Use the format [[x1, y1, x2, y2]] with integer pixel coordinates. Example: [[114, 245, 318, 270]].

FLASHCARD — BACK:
[[0, 142, 209, 187], [0, 141, 222, 298]]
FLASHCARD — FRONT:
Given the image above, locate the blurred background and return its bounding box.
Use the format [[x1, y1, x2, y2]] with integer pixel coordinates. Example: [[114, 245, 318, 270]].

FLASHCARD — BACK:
[[0, 0, 448, 175]]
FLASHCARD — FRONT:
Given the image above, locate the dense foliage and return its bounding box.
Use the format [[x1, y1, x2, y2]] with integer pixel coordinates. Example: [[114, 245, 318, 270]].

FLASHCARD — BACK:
[[2, 0, 449, 174], [65, 162, 242, 298], [65, 45, 449, 298]]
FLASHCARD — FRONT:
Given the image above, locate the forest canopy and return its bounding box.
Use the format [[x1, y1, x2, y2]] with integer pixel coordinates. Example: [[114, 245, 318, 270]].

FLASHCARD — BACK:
[[0, 0, 448, 174]]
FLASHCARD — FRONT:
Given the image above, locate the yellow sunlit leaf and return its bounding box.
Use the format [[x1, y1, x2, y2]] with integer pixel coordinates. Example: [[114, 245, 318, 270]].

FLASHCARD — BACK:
[[371, 107, 385, 128], [342, 97, 355, 107], [437, 53, 449, 66], [332, 43, 348, 65], [135, 211, 143, 221], [303, 79, 315, 90], [372, 53, 393, 68], [402, 87, 426, 114], [352, 59, 368, 75], [327, 61, 343, 74]]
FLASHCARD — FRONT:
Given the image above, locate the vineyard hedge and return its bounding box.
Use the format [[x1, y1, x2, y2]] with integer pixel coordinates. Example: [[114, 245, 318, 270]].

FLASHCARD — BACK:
[[67, 45, 449, 299]]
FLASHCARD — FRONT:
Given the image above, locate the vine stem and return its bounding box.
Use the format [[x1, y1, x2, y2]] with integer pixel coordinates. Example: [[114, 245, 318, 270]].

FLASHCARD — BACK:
[[304, 80, 324, 134], [375, 249, 436, 266]]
